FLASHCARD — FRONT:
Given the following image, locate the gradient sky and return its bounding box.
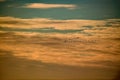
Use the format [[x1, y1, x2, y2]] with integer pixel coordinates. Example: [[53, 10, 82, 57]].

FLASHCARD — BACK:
[[0, 0, 120, 20]]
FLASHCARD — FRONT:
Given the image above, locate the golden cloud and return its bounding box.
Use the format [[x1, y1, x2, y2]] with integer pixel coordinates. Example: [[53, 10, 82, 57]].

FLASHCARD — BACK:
[[22, 3, 77, 9], [0, 16, 106, 30], [0, 31, 120, 69]]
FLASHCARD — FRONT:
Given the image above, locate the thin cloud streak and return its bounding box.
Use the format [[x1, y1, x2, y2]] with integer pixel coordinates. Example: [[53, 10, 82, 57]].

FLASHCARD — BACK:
[[22, 3, 77, 9]]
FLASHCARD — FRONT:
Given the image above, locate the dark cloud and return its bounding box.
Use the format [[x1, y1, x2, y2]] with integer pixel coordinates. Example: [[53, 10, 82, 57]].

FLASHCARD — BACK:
[[0, 27, 84, 34], [111, 38, 120, 41], [0, 20, 28, 25], [41, 21, 69, 24], [85, 49, 119, 55], [82, 26, 94, 29], [0, 49, 13, 54], [104, 20, 120, 27]]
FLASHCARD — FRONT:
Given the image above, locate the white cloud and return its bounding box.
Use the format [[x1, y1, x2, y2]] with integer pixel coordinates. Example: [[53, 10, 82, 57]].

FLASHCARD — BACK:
[[22, 3, 77, 9]]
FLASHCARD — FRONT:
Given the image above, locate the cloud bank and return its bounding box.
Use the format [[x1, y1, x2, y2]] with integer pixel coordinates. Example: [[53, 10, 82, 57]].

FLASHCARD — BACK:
[[0, 16, 120, 80]]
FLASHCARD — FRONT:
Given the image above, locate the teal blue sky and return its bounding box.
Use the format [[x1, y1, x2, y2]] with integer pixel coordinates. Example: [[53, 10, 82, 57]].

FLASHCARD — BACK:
[[0, 0, 120, 20]]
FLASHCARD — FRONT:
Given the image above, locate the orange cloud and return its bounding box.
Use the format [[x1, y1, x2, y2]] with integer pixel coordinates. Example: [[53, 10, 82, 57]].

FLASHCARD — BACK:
[[0, 16, 105, 30], [22, 3, 77, 9], [0, 16, 120, 38], [0, 31, 120, 69]]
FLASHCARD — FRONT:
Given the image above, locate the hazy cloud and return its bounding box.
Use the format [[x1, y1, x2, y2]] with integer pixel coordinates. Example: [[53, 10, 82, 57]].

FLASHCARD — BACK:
[[0, 31, 120, 69]]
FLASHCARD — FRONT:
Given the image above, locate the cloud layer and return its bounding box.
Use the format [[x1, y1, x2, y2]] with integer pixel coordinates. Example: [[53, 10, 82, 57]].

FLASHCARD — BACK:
[[0, 16, 120, 38], [0, 16, 120, 80], [0, 31, 120, 69], [0, 16, 106, 30]]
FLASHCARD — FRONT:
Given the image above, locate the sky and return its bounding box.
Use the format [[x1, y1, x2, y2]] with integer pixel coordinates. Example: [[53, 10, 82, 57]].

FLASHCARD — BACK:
[[0, 0, 120, 80], [0, 0, 120, 19]]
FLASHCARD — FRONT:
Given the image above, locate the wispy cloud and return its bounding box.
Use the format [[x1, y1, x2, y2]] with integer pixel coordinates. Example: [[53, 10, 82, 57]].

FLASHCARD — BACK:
[[0, 16, 120, 37], [22, 3, 77, 9], [0, 16, 105, 30]]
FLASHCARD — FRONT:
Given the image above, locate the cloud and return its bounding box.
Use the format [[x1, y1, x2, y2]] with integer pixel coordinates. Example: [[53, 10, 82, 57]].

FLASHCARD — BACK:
[[22, 3, 77, 9], [0, 26, 84, 34], [0, 31, 120, 69], [0, 16, 105, 30], [0, 16, 120, 37]]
